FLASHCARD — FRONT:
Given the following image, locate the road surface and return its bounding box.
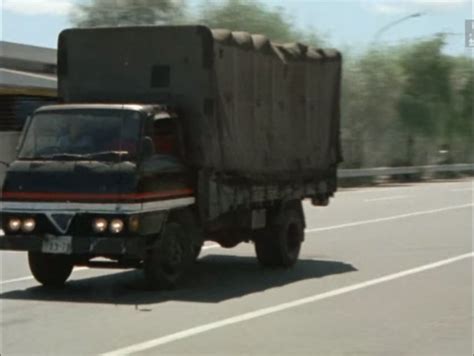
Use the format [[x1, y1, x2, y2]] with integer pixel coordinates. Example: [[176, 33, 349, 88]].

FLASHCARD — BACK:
[[1, 179, 472, 355]]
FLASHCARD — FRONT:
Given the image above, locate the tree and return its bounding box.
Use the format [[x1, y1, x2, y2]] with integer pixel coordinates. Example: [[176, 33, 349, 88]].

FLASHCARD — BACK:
[[71, 0, 186, 27], [448, 56, 474, 162], [396, 36, 455, 164], [397, 37, 453, 138], [341, 49, 404, 167], [450, 56, 473, 138], [198, 0, 321, 44]]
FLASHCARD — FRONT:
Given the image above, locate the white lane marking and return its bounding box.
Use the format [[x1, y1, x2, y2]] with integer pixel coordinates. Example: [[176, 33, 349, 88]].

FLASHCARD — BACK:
[[364, 195, 411, 203], [451, 188, 473, 192], [102, 252, 474, 355], [0, 267, 88, 286], [306, 203, 473, 233], [342, 188, 414, 195], [0, 275, 37, 285]]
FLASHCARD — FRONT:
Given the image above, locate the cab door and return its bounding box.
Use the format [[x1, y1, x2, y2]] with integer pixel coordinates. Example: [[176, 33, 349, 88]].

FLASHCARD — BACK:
[[138, 114, 194, 203]]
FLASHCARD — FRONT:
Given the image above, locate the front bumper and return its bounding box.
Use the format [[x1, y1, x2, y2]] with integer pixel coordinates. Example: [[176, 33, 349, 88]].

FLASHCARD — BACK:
[[0, 234, 148, 258]]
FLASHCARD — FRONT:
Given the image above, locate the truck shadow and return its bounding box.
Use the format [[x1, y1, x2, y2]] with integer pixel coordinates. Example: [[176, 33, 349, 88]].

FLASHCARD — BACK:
[[0, 255, 356, 306]]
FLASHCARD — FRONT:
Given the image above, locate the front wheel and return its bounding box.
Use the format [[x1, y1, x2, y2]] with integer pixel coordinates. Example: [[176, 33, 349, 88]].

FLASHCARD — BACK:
[[254, 203, 304, 268], [144, 222, 193, 290], [28, 252, 74, 287]]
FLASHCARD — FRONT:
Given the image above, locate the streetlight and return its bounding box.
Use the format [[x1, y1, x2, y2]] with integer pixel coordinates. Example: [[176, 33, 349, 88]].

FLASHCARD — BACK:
[[373, 12, 425, 43]]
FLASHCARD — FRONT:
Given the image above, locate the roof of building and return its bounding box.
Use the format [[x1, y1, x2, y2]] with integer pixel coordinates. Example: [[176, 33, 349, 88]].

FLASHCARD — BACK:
[[0, 41, 57, 95]]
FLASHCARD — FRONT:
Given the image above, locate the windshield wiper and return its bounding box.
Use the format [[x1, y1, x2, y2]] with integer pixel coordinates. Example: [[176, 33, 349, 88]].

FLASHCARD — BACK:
[[83, 151, 129, 160], [39, 153, 87, 160], [36, 151, 130, 161]]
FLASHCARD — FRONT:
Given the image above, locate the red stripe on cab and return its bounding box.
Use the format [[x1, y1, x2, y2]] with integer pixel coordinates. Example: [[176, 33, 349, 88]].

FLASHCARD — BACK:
[[2, 189, 194, 202]]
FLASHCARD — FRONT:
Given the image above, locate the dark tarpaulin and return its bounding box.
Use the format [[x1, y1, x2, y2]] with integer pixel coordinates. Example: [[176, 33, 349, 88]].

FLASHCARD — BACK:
[[58, 25, 342, 182]]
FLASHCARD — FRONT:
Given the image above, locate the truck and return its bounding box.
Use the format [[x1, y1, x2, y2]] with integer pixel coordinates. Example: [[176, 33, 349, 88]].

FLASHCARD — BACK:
[[0, 26, 342, 289]]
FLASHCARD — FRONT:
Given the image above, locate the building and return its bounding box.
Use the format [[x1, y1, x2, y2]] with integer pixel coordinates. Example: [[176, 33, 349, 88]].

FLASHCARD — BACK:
[[0, 41, 57, 185]]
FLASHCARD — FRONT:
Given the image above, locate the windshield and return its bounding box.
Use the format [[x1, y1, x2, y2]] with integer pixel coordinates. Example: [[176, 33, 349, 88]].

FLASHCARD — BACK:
[[18, 109, 142, 161]]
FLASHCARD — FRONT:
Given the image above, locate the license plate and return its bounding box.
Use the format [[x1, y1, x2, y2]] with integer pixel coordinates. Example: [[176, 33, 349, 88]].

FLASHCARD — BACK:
[[42, 235, 72, 254]]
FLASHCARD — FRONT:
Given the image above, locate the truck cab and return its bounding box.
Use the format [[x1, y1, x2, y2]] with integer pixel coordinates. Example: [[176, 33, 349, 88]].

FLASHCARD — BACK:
[[1, 103, 202, 288]]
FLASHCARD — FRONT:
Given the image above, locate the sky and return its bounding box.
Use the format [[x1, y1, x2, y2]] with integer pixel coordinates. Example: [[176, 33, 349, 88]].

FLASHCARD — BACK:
[[1, 0, 472, 56]]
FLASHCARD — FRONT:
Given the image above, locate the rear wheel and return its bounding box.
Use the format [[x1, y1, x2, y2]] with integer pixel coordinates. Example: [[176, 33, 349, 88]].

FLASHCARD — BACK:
[[28, 252, 74, 287], [254, 202, 304, 268], [144, 222, 194, 290]]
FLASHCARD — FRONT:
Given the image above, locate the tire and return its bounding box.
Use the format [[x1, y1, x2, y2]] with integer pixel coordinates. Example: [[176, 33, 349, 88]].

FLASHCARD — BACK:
[[144, 222, 193, 290], [28, 252, 74, 287], [254, 203, 304, 268], [169, 209, 203, 262]]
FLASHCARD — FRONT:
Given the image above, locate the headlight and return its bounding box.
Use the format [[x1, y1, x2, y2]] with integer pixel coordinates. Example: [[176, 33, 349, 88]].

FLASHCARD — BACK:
[[109, 219, 124, 234], [21, 218, 36, 233], [8, 218, 21, 232], [92, 218, 108, 233]]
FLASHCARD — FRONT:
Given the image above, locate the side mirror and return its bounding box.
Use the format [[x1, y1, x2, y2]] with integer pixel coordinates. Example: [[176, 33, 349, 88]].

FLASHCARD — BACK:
[[141, 136, 155, 158]]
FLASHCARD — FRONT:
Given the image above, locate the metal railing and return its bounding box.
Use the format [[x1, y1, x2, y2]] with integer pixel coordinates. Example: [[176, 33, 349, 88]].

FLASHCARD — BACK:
[[339, 163, 474, 178]]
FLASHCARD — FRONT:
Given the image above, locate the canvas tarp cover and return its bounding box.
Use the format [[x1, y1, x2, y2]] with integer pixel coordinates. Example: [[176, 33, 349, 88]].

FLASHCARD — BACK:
[[58, 25, 342, 181]]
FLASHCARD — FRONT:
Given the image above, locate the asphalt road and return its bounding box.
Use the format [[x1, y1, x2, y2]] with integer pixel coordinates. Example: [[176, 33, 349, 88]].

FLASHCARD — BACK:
[[0, 179, 472, 355]]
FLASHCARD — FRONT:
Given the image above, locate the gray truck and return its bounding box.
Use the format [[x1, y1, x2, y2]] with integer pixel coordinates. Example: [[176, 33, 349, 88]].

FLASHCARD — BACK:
[[0, 26, 342, 289]]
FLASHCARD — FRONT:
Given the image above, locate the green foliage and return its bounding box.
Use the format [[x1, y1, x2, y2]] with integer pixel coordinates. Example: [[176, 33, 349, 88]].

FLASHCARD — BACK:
[[198, 0, 321, 44], [458, 73, 473, 135], [71, 0, 323, 44], [450, 56, 473, 139], [341, 49, 405, 167], [342, 38, 473, 167], [71, 0, 186, 27], [397, 37, 453, 139]]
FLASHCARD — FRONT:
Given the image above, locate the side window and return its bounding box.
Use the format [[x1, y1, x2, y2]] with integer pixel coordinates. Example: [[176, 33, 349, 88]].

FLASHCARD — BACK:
[[141, 117, 185, 174], [152, 118, 177, 156]]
